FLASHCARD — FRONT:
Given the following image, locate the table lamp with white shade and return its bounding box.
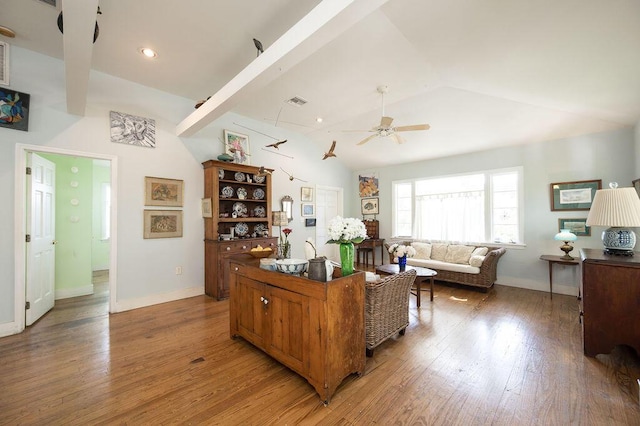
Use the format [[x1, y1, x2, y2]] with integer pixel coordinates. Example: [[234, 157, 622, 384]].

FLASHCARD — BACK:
[[554, 229, 578, 260], [585, 182, 640, 255]]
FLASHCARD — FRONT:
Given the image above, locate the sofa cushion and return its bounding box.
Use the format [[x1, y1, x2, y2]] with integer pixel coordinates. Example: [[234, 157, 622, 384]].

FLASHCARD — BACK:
[[469, 255, 486, 267], [472, 247, 489, 257], [444, 244, 475, 265], [408, 258, 480, 274], [431, 243, 448, 261], [411, 242, 432, 259]]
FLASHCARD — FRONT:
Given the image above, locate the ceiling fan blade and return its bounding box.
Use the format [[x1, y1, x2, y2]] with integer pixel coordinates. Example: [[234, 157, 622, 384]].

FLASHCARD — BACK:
[[391, 133, 405, 144], [394, 124, 430, 132], [356, 134, 379, 146], [380, 116, 393, 128], [340, 129, 375, 133]]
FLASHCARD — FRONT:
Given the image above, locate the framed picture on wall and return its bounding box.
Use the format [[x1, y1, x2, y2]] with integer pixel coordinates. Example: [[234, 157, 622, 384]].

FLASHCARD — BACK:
[[224, 129, 250, 165], [301, 187, 313, 202], [550, 179, 601, 211], [361, 197, 379, 215], [143, 210, 183, 239], [144, 176, 184, 207], [301, 203, 315, 217], [558, 218, 591, 236]]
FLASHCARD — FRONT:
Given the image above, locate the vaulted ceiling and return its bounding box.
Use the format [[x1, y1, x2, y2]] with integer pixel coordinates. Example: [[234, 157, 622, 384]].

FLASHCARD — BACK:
[[2, 0, 639, 169]]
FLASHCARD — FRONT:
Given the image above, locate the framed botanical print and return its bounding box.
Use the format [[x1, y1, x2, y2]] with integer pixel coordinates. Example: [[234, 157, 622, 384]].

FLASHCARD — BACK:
[[301, 187, 313, 202], [301, 203, 315, 217]]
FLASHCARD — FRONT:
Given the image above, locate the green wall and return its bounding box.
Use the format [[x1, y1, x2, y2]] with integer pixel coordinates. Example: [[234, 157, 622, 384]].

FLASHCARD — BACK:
[[41, 154, 93, 295]]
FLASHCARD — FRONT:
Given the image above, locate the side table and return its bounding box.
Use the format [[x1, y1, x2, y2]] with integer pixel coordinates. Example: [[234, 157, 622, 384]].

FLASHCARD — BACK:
[[539, 254, 580, 298], [375, 264, 437, 307]]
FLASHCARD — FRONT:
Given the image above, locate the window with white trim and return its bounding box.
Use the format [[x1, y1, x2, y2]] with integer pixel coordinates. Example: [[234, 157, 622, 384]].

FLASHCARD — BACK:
[[392, 167, 523, 244]]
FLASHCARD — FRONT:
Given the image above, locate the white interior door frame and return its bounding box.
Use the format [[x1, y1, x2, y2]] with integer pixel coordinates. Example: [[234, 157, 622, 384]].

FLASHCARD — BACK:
[[14, 143, 118, 333], [315, 185, 344, 262]]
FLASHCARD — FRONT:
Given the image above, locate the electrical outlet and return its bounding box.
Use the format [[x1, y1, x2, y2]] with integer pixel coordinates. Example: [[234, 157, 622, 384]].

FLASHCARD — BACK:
[[175, 266, 182, 275]]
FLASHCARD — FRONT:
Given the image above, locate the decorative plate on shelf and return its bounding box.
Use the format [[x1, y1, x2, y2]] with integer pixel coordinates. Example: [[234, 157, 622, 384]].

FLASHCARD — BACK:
[[253, 174, 266, 184], [219, 168, 225, 180], [252, 188, 265, 200], [236, 187, 248, 199], [253, 205, 266, 218], [221, 186, 234, 198], [233, 202, 248, 217], [254, 223, 268, 234], [235, 222, 249, 237], [234, 171, 246, 182]]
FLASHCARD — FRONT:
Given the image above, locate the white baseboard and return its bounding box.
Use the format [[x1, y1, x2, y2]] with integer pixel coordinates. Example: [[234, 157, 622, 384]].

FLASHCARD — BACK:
[[113, 286, 204, 313], [0, 321, 22, 338], [55, 285, 94, 300], [496, 278, 578, 297]]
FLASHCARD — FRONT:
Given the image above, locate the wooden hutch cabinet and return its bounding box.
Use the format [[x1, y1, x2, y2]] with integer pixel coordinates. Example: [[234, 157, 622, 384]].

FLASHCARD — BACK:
[[202, 160, 277, 299], [579, 248, 640, 357]]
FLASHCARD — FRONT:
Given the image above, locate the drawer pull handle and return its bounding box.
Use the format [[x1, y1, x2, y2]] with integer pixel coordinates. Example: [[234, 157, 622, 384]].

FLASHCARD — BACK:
[[226, 247, 231, 251], [263, 298, 269, 305], [242, 245, 247, 250], [234, 267, 239, 271], [260, 296, 264, 302]]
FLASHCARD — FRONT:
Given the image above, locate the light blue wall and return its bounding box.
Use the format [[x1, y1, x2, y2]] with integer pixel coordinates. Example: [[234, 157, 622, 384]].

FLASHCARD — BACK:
[[354, 127, 636, 295]]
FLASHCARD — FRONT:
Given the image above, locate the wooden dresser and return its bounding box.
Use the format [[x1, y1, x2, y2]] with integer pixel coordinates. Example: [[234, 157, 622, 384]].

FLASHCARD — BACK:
[[228, 256, 365, 404], [579, 248, 640, 357], [203, 160, 277, 299]]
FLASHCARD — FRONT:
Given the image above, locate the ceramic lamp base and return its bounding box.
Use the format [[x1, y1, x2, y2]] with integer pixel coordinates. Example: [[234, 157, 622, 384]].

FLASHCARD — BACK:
[[602, 227, 636, 254]]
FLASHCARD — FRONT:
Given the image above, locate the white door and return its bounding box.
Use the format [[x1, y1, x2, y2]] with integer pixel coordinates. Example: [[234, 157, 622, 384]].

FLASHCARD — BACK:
[[26, 153, 56, 326], [315, 186, 342, 262]]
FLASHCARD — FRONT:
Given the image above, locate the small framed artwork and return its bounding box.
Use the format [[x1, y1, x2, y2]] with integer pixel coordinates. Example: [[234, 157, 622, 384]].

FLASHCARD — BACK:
[[305, 218, 316, 227], [0, 88, 30, 131], [558, 218, 590, 237], [145, 176, 184, 207], [224, 129, 250, 165], [143, 210, 183, 239], [359, 175, 379, 197], [550, 179, 601, 211], [110, 111, 156, 148], [201, 198, 212, 218], [0, 41, 9, 85], [301, 203, 315, 217], [361, 197, 379, 215], [301, 187, 314, 202]]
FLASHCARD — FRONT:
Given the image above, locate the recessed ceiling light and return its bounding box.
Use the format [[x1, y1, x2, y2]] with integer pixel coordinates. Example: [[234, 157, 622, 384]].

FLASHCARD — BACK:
[[139, 47, 158, 58], [316, 117, 323, 123]]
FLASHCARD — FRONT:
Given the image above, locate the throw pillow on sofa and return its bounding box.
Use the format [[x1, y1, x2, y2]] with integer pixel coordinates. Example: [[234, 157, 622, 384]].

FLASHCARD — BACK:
[[469, 255, 485, 267], [411, 242, 432, 259], [472, 247, 489, 257], [444, 244, 475, 265], [431, 243, 448, 261]]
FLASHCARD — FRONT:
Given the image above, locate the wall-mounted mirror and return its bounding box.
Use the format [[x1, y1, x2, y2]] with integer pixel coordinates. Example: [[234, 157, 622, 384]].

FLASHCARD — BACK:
[[281, 195, 293, 222]]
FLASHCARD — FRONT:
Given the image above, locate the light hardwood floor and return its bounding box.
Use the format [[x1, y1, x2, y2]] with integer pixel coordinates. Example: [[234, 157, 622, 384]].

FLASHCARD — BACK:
[[1, 272, 639, 425]]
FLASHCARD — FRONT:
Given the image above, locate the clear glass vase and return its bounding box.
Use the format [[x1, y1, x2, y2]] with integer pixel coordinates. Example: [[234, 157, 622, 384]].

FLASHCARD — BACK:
[[279, 242, 291, 259], [340, 242, 354, 276]]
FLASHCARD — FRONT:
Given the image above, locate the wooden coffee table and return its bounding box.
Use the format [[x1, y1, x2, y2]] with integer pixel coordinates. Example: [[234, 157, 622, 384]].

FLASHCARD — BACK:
[[375, 264, 437, 307]]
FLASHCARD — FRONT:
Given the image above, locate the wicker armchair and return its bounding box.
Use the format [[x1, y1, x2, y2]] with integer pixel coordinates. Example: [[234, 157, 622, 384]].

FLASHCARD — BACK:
[[365, 269, 417, 357]]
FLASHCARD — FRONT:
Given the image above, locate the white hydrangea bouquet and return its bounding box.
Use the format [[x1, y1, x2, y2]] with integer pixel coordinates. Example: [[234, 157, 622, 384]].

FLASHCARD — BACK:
[[327, 216, 367, 244], [327, 216, 367, 276], [388, 243, 417, 258]]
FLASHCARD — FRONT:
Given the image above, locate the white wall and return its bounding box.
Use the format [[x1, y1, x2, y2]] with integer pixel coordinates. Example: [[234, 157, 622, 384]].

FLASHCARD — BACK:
[[354, 127, 636, 296], [0, 47, 355, 335]]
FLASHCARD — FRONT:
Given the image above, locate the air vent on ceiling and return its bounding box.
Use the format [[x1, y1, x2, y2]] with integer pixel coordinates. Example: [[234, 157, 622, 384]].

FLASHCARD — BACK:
[[286, 96, 308, 107], [37, 0, 57, 7]]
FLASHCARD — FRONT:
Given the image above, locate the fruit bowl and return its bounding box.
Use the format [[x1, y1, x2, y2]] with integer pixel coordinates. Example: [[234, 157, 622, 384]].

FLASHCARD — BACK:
[[248, 248, 273, 258], [275, 258, 308, 275]]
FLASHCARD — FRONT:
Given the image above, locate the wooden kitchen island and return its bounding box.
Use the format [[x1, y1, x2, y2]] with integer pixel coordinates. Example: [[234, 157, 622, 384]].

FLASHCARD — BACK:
[[228, 256, 365, 404]]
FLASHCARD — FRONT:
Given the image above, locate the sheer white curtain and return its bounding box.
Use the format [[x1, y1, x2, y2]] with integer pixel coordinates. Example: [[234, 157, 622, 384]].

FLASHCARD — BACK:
[[414, 191, 484, 241]]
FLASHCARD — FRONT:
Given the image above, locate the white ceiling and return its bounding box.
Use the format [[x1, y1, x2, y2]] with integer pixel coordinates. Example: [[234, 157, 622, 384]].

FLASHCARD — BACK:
[[2, 0, 639, 169]]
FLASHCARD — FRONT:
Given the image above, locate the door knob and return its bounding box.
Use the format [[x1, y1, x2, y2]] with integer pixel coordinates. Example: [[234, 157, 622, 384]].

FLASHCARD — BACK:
[[52, 240, 58, 245]]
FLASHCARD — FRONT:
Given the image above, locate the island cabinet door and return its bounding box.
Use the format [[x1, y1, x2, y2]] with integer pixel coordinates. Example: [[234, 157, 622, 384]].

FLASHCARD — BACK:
[[232, 275, 267, 348], [264, 285, 311, 376]]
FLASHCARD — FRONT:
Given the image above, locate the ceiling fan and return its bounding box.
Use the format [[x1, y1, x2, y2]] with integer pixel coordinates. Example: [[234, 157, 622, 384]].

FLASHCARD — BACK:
[[348, 85, 430, 145]]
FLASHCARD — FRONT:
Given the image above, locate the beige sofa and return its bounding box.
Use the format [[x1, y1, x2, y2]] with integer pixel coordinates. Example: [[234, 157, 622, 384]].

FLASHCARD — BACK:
[[386, 241, 506, 290]]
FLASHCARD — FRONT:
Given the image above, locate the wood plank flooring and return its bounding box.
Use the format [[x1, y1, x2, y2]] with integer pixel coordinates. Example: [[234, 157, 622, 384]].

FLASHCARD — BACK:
[[1, 272, 639, 425]]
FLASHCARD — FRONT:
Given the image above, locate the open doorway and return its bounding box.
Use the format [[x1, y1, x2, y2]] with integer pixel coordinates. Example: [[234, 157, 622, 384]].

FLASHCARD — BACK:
[[14, 144, 117, 332]]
